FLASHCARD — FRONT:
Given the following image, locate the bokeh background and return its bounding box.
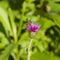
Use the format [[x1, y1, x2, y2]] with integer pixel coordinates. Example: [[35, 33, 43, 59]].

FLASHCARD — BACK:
[[0, 0, 60, 60]]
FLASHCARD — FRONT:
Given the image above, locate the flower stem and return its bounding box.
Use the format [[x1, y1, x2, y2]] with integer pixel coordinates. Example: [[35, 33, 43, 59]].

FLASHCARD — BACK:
[[28, 39, 33, 60]]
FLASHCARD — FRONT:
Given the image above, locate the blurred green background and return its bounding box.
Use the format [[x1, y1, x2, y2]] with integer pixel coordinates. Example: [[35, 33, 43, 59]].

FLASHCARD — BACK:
[[0, 0, 60, 60]]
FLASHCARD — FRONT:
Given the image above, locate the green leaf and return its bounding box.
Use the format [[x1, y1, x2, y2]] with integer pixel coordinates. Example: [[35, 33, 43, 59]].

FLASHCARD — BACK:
[[0, 7, 12, 34], [31, 52, 60, 60], [0, 32, 9, 49], [0, 1, 8, 9], [26, 0, 35, 3], [0, 43, 15, 60], [40, 17, 55, 31], [50, 14, 60, 27], [49, 2, 60, 12], [8, 8, 17, 43], [19, 32, 28, 42]]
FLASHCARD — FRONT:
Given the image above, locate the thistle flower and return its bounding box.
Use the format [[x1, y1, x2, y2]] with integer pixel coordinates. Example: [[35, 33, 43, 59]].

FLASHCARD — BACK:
[[27, 22, 40, 32], [27, 21, 40, 60]]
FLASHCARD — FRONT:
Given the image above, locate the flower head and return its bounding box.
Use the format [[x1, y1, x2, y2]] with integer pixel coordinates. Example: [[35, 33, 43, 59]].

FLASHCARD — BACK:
[[27, 22, 40, 32]]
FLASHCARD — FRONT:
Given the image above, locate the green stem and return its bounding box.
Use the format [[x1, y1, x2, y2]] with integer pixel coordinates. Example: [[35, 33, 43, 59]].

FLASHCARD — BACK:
[[40, 0, 44, 8], [18, 12, 24, 37], [8, 8, 20, 60], [28, 39, 33, 60], [16, 47, 20, 60]]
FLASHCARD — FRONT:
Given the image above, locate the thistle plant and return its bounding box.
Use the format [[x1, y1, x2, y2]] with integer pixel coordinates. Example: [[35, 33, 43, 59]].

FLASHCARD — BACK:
[[27, 21, 40, 60], [0, 0, 60, 60]]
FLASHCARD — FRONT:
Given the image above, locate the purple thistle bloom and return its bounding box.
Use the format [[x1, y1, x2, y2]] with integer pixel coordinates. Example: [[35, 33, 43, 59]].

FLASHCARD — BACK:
[[27, 23, 40, 32]]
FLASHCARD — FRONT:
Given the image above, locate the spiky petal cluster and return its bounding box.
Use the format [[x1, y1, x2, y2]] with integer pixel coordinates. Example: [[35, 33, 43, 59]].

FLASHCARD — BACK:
[[27, 23, 40, 32]]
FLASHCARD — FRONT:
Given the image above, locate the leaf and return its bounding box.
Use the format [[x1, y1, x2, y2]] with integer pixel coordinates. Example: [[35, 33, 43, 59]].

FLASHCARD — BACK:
[[0, 32, 9, 49], [0, 43, 15, 60], [26, 0, 35, 3], [0, 7, 12, 34], [50, 13, 60, 27], [31, 52, 60, 60], [49, 1, 60, 12], [0, 1, 8, 9], [39, 17, 55, 31], [8, 8, 17, 43], [18, 32, 29, 49], [48, 0, 60, 2]]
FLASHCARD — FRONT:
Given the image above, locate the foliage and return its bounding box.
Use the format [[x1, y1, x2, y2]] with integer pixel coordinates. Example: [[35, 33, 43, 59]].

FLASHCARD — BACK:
[[0, 0, 60, 60]]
